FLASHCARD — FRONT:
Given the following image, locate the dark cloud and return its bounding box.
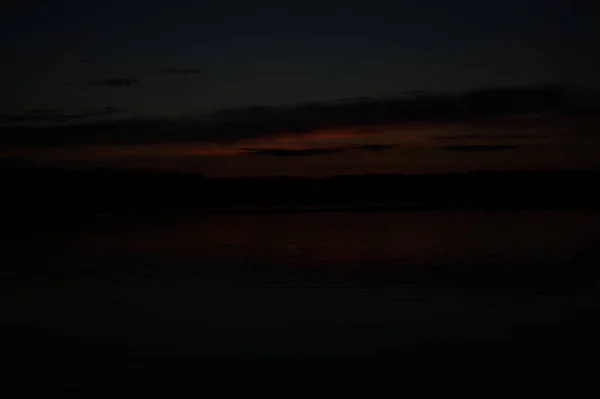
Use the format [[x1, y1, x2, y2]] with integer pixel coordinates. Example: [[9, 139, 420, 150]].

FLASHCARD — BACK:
[[207, 84, 575, 132], [355, 144, 396, 151], [24, 109, 60, 115], [80, 58, 96, 64], [441, 145, 519, 152], [157, 68, 204, 75], [242, 147, 347, 157], [432, 134, 481, 141], [433, 133, 544, 142], [242, 144, 396, 157], [89, 78, 139, 87], [0, 85, 597, 147], [0, 107, 118, 124], [333, 96, 374, 102], [485, 133, 542, 140]]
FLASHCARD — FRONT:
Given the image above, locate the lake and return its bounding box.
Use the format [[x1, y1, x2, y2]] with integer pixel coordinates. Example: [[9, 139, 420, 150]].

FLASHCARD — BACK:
[[2, 210, 600, 393]]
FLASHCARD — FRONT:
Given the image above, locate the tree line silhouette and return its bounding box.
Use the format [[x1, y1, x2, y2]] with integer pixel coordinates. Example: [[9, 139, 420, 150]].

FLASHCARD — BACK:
[[3, 167, 600, 221]]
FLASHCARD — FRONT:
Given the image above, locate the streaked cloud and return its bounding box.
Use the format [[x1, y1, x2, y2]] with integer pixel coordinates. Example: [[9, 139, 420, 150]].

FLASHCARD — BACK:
[[0, 107, 118, 124], [89, 78, 139, 87], [242, 147, 347, 157], [356, 144, 397, 151], [242, 144, 397, 157], [0, 85, 597, 149], [441, 145, 519, 152], [157, 68, 204, 75]]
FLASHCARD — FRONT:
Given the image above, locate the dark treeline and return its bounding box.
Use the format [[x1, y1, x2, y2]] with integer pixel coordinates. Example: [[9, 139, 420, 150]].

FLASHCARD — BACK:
[[3, 167, 600, 218]]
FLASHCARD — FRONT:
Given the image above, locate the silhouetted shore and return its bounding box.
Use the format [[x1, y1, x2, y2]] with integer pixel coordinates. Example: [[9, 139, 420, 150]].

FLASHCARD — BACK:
[[4, 167, 600, 214]]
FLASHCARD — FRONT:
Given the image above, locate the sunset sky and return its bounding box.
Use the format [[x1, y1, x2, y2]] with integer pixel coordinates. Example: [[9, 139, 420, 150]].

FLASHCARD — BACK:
[[1, 0, 599, 176]]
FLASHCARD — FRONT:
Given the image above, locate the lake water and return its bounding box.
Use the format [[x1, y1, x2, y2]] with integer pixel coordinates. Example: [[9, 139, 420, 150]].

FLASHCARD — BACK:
[[2, 210, 600, 391]]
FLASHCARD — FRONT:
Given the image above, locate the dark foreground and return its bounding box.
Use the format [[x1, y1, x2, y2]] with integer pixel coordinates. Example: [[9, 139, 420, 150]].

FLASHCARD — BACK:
[[1, 318, 598, 396], [2, 209, 600, 396]]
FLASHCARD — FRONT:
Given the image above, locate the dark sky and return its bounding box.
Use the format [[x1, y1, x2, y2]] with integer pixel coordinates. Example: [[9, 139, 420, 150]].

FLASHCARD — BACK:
[[1, 0, 599, 175]]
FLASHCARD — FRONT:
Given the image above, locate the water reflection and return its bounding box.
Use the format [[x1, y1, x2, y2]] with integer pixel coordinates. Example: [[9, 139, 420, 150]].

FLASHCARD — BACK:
[[2, 210, 600, 358], [12, 210, 600, 283]]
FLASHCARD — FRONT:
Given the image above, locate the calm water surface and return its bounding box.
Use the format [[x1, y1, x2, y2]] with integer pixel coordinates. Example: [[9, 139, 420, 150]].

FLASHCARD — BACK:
[[3, 210, 600, 357]]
